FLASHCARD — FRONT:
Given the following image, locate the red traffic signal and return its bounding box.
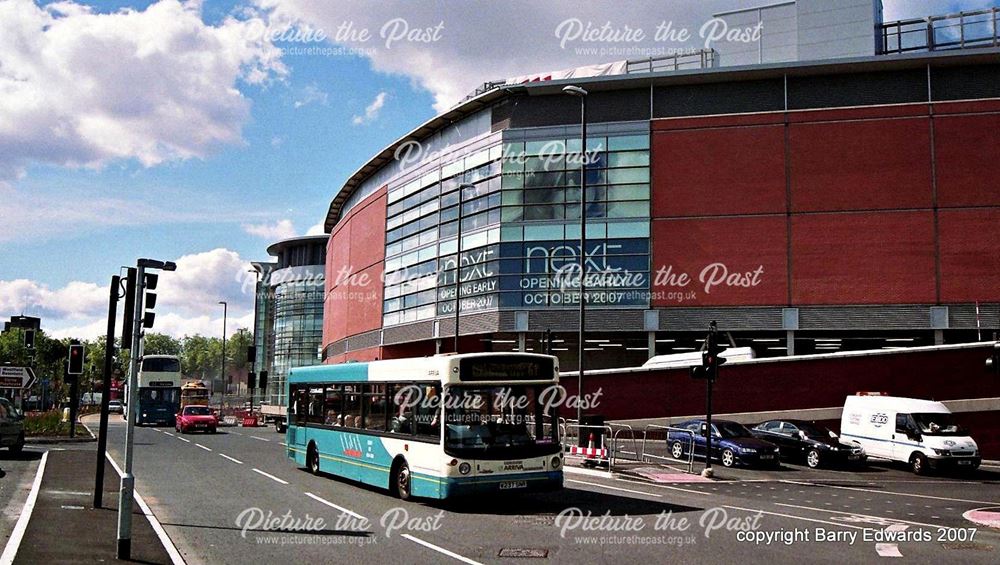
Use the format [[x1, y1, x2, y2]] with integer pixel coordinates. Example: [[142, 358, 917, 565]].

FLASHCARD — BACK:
[[68, 343, 85, 375]]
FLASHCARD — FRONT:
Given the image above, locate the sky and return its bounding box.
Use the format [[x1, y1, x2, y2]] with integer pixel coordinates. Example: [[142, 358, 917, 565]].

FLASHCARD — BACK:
[[0, 0, 994, 340]]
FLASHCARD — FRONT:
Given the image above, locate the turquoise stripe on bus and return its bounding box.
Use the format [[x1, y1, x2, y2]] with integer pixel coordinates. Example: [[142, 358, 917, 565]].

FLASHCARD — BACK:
[[287, 363, 370, 384]]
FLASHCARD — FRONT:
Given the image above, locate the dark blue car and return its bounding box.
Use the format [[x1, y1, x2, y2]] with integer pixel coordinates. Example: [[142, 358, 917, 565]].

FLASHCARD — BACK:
[[668, 419, 781, 468]]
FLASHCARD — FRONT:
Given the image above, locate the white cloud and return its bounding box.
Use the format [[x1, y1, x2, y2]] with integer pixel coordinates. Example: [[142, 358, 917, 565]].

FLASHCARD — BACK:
[[293, 83, 329, 108], [2, 247, 258, 340], [0, 0, 287, 179], [305, 220, 326, 235], [242, 219, 297, 240], [352, 91, 387, 125]]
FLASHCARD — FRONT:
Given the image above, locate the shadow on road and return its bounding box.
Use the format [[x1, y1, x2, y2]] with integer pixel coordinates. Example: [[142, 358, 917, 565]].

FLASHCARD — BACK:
[[158, 521, 375, 538], [0, 450, 44, 462], [430, 487, 703, 517]]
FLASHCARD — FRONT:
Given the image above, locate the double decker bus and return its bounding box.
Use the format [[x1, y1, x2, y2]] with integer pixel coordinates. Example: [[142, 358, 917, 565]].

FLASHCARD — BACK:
[[286, 353, 563, 500], [130, 355, 182, 426], [180, 381, 210, 410]]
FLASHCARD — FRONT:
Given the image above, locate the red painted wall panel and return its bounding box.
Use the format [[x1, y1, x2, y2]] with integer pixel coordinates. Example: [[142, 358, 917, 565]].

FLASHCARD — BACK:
[[939, 208, 1000, 303], [651, 125, 787, 217], [934, 114, 1000, 207], [651, 216, 788, 306], [791, 211, 936, 304], [349, 193, 388, 272], [789, 118, 933, 212], [345, 262, 384, 337]]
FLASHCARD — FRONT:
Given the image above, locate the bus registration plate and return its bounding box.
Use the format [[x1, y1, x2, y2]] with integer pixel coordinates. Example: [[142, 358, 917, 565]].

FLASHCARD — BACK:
[[499, 480, 527, 490]]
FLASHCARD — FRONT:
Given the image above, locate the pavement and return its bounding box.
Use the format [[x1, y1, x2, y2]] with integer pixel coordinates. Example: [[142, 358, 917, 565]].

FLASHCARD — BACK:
[[9, 448, 171, 564]]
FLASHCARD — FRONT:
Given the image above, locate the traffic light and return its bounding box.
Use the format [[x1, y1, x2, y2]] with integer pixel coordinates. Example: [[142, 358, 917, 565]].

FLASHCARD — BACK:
[[121, 268, 137, 347], [247, 371, 256, 390], [247, 346, 256, 365], [68, 343, 85, 375], [142, 273, 158, 329], [258, 370, 268, 391], [24, 329, 35, 349], [705, 326, 728, 372], [988, 343, 1000, 375]]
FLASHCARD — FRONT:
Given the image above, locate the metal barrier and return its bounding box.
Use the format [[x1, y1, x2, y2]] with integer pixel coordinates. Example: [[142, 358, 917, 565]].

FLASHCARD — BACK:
[[562, 422, 614, 468], [610, 424, 641, 465], [640, 425, 696, 474]]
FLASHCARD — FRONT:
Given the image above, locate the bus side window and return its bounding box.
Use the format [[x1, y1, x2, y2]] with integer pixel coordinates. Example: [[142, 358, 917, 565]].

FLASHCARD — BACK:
[[414, 384, 441, 441], [364, 384, 387, 432], [342, 384, 361, 428], [325, 385, 343, 426], [388, 384, 413, 435]]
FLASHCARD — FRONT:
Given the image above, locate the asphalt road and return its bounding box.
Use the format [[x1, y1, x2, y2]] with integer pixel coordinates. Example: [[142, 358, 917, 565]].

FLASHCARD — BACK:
[[92, 415, 1000, 564]]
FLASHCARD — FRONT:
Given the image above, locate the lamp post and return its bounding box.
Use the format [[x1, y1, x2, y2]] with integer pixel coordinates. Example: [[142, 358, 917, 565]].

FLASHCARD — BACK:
[[218, 301, 227, 414], [563, 85, 588, 423], [454, 182, 475, 354]]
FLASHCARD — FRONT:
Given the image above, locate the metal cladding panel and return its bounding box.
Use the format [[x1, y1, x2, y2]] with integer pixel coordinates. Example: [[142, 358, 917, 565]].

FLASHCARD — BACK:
[[651, 216, 788, 307], [789, 118, 933, 212], [787, 68, 928, 109], [658, 308, 784, 331], [347, 329, 381, 352], [652, 79, 785, 118], [938, 208, 1000, 303], [947, 303, 1000, 330], [504, 89, 650, 129], [798, 305, 931, 330], [651, 125, 787, 217], [931, 63, 1000, 101], [383, 321, 436, 345], [934, 113, 1000, 208], [790, 211, 937, 305]]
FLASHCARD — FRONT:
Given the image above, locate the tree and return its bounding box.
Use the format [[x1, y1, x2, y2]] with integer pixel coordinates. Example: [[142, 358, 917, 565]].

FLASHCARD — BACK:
[[228, 328, 253, 371], [144, 333, 181, 356]]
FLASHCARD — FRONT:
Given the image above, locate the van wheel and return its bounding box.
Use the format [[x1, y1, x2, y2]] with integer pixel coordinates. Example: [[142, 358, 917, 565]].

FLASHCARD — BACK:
[[393, 460, 412, 501], [721, 449, 736, 467], [806, 449, 821, 469], [307, 444, 320, 475], [670, 441, 685, 460], [910, 453, 928, 475]]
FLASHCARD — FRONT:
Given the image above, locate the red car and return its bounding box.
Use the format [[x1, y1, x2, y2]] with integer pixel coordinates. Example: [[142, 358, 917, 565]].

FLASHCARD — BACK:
[[176, 405, 218, 434]]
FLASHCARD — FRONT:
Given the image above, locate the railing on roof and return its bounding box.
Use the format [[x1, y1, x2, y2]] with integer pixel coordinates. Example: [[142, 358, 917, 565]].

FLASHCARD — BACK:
[[459, 48, 718, 104], [880, 8, 1000, 55]]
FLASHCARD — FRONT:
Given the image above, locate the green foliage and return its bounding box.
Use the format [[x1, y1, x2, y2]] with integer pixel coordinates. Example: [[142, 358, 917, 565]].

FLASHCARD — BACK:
[[144, 333, 182, 356], [24, 409, 82, 437]]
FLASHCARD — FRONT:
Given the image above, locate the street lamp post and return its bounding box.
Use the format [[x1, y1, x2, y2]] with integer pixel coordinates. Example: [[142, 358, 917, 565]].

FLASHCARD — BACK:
[[219, 301, 227, 414], [563, 85, 588, 424]]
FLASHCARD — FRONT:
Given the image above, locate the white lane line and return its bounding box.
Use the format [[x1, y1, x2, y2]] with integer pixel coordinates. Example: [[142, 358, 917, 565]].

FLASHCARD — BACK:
[[723, 505, 865, 531], [774, 503, 947, 529], [563, 466, 613, 479], [567, 479, 662, 498], [252, 468, 289, 485], [279, 442, 286, 447], [249, 436, 270, 442], [163, 432, 175, 437], [177, 437, 191, 443], [195, 444, 212, 452], [0, 451, 49, 565], [876, 524, 908, 558], [401, 534, 483, 565], [614, 477, 714, 496], [219, 454, 244, 465], [304, 493, 366, 521], [105, 453, 186, 565], [782, 479, 1000, 506]]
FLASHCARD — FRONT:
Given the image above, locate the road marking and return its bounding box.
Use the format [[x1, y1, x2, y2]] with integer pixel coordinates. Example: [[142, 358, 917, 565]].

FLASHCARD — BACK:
[[105, 453, 186, 565], [0, 451, 48, 565], [304, 493, 366, 521], [163, 432, 175, 437], [195, 444, 212, 452], [177, 437, 191, 443], [252, 468, 288, 485], [567, 479, 662, 498], [614, 477, 714, 496], [219, 454, 244, 465], [782, 479, 1000, 506], [401, 534, 483, 565], [723, 505, 865, 531], [249, 436, 270, 442], [875, 524, 908, 557], [278, 441, 287, 446], [562, 466, 613, 479], [774, 503, 946, 529]]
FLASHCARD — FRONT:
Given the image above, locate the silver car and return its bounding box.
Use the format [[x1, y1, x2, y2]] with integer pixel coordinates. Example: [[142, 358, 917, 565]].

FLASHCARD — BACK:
[[0, 398, 25, 453]]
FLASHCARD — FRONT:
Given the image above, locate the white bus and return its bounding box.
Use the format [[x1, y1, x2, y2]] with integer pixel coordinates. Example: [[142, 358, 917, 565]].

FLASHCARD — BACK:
[[286, 353, 563, 500], [130, 355, 182, 426]]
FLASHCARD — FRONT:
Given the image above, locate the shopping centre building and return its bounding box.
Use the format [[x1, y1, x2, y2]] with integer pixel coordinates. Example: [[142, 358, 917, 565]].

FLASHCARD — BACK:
[[319, 10, 1000, 371]]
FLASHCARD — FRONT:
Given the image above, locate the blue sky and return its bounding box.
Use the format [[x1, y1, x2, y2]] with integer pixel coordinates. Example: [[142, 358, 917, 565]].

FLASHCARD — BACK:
[[0, 0, 994, 338]]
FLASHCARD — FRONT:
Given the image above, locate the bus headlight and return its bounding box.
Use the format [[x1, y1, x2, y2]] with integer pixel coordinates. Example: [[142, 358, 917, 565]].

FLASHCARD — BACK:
[[551, 456, 562, 469], [458, 462, 471, 475]]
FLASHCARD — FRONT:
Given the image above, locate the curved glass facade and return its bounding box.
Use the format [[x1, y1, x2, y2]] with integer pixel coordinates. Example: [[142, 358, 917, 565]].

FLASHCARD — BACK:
[[269, 280, 324, 407]]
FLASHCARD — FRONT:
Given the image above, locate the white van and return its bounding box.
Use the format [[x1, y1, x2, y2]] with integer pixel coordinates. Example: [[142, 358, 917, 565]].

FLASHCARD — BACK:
[[840, 395, 980, 474]]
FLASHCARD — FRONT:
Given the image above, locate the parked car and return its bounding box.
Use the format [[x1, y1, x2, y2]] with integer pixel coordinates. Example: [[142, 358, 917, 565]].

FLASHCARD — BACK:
[[668, 419, 781, 468], [0, 398, 25, 453], [108, 400, 124, 414], [176, 405, 218, 434], [751, 419, 866, 469], [841, 395, 980, 474]]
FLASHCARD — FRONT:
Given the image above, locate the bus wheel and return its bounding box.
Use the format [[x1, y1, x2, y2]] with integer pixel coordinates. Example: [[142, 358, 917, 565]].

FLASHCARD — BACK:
[[394, 460, 412, 501], [307, 444, 320, 475]]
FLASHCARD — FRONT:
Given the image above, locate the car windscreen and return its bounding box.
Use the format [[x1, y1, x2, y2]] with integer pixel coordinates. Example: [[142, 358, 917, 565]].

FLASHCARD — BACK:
[[443, 385, 559, 459], [796, 423, 831, 438], [184, 406, 213, 416], [716, 422, 752, 438], [912, 412, 964, 435]]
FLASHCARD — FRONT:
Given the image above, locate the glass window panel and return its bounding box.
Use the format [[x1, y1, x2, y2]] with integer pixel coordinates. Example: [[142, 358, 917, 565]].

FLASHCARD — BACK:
[[607, 201, 650, 218], [607, 221, 650, 238], [608, 183, 650, 201], [524, 224, 564, 241], [500, 226, 523, 241], [502, 141, 524, 157], [489, 144, 503, 161], [341, 385, 362, 428], [501, 190, 523, 205], [442, 160, 464, 178], [440, 238, 458, 255], [524, 189, 562, 205], [501, 172, 524, 189], [501, 206, 523, 222], [440, 220, 458, 238], [609, 134, 650, 150], [608, 151, 650, 167], [608, 168, 650, 184], [524, 205, 564, 221]]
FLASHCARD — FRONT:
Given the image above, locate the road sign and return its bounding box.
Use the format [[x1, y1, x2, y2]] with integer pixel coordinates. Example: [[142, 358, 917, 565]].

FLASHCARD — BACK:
[[0, 366, 37, 389]]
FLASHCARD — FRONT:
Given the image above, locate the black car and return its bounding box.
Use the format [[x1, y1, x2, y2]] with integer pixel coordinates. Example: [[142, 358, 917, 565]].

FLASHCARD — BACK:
[[751, 419, 867, 469], [668, 419, 781, 468]]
